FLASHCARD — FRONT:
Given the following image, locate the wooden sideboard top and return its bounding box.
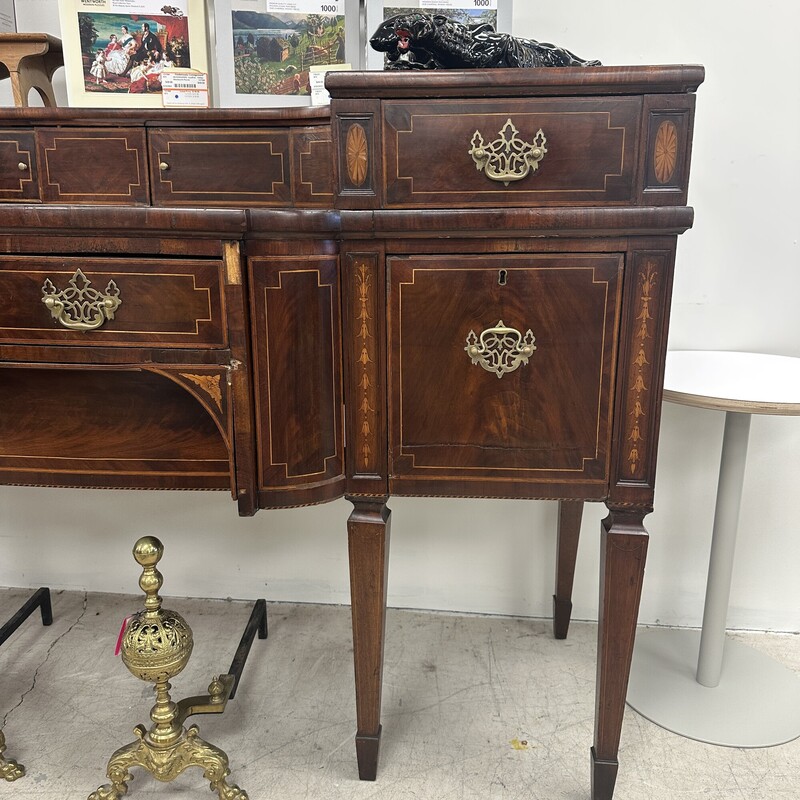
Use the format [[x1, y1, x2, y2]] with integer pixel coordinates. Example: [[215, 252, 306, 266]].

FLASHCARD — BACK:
[[0, 105, 331, 127], [326, 65, 705, 98]]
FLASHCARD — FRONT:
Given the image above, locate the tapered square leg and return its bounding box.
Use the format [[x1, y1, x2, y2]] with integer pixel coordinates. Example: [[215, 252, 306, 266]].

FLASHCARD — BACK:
[[355, 727, 382, 781], [553, 500, 583, 639], [347, 497, 390, 781], [592, 509, 648, 800], [591, 746, 619, 800]]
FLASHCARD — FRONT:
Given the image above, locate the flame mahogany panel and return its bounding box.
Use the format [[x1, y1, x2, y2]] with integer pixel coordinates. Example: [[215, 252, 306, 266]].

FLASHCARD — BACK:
[[389, 254, 623, 497]]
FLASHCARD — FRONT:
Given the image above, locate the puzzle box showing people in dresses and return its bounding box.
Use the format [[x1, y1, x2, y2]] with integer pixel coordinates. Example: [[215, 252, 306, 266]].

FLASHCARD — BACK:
[[59, 0, 209, 108]]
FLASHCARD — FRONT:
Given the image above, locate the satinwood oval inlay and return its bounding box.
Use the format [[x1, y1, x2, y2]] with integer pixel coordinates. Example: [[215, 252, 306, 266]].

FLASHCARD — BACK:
[[653, 120, 678, 184], [345, 123, 368, 187]]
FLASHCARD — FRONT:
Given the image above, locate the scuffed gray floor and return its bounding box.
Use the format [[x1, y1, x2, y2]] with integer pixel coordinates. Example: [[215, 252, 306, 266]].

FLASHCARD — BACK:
[[1, 588, 798, 799]]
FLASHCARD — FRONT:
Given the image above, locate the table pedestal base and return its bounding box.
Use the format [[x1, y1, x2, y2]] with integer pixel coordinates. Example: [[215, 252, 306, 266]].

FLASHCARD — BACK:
[[627, 627, 800, 747]]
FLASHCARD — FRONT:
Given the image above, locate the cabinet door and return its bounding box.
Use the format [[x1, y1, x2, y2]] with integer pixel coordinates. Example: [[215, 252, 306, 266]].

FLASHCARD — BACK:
[[249, 254, 345, 507], [389, 254, 623, 499]]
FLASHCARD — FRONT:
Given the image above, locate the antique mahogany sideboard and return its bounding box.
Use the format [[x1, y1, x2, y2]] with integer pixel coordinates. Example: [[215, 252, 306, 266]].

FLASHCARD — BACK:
[[0, 66, 702, 799]]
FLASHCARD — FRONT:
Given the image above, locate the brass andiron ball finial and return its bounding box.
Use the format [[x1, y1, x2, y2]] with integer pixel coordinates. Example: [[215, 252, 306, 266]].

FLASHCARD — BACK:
[[89, 536, 249, 800], [0, 730, 25, 781], [121, 536, 193, 685]]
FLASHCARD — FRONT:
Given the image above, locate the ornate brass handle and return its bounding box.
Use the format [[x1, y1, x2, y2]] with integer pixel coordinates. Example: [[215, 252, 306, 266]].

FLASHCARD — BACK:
[[41, 268, 122, 331], [465, 320, 536, 378], [17, 161, 28, 171], [469, 118, 547, 186], [159, 161, 170, 171]]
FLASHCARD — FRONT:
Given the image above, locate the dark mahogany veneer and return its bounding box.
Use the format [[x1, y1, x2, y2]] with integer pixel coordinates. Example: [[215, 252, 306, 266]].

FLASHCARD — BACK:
[[0, 66, 703, 800]]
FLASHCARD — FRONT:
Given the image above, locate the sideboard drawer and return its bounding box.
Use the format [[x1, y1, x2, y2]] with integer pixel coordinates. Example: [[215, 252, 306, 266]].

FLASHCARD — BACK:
[[389, 253, 623, 496], [37, 128, 149, 205], [149, 129, 292, 206], [383, 97, 640, 207], [0, 256, 226, 348], [0, 131, 39, 202]]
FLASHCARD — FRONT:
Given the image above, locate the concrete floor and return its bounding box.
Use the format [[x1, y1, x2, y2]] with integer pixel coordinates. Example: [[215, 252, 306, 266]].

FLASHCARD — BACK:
[[1, 588, 799, 799]]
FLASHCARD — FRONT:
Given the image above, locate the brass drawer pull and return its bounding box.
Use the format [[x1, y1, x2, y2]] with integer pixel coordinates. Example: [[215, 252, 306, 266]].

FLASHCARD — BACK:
[[469, 118, 547, 186], [17, 161, 28, 171], [159, 161, 170, 171], [41, 269, 122, 331], [465, 320, 536, 378]]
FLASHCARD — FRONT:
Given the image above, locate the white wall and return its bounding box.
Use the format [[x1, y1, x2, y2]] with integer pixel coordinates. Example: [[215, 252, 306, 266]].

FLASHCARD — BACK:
[[1, 1, 799, 632]]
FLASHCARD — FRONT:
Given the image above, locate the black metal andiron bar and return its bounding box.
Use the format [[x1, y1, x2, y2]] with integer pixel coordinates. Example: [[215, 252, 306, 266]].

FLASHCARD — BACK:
[[0, 586, 53, 781]]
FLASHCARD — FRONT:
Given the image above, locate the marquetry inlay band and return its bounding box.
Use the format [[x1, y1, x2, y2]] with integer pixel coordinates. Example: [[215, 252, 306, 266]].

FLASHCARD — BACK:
[[355, 262, 376, 470], [627, 263, 657, 475]]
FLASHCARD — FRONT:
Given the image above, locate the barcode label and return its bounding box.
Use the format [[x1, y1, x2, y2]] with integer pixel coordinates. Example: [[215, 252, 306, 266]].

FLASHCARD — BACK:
[[161, 71, 209, 92], [161, 71, 209, 108]]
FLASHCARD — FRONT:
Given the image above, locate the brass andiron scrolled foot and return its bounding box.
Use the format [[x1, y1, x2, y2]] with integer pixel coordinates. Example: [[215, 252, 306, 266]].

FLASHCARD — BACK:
[[0, 729, 25, 782], [89, 537, 266, 800], [89, 722, 247, 800]]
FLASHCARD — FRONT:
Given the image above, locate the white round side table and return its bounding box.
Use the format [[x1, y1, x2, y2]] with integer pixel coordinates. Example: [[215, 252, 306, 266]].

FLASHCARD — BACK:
[[626, 350, 800, 747]]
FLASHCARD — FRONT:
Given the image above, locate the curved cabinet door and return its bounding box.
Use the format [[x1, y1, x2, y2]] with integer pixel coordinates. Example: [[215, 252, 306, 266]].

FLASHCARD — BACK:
[[249, 253, 345, 508]]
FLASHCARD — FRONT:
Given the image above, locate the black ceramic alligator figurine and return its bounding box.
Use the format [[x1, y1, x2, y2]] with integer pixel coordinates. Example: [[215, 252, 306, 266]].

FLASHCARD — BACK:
[[370, 12, 601, 70]]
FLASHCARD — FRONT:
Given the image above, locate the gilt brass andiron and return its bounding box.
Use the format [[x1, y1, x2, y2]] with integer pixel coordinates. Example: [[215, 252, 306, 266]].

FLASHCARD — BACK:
[[89, 537, 267, 800], [0, 730, 24, 781]]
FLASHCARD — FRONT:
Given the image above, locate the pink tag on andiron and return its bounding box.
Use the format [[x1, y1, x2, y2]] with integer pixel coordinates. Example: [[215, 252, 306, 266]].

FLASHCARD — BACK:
[[115, 615, 133, 656]]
